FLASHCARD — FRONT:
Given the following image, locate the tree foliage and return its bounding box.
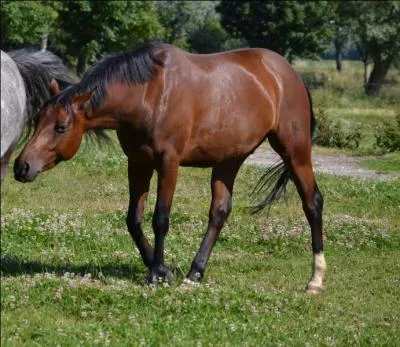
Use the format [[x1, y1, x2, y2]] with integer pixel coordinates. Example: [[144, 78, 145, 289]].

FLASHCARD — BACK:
[[188, 16, 246, 54], [1, 0, 165, 75], [1, 0, 399, 96], [337, 1, 400, 95], [217, 1, 334, 62], [0, 0, 59, 49], [327, 1, 353, 72], [56, 1, 165, 75], [157, 1, 218, 50]]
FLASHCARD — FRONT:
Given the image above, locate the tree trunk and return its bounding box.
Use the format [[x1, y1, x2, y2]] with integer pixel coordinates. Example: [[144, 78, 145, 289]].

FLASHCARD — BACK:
[[40, 33, 48, 52], [365, 58, 390, 96], [356, 44, 370, 90], [363, 60, 369, 87], [334, 39, 342, 72]]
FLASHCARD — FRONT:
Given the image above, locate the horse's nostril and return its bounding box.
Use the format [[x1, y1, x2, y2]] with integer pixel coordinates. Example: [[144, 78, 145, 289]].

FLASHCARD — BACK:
[[22, 161, 29, 175]]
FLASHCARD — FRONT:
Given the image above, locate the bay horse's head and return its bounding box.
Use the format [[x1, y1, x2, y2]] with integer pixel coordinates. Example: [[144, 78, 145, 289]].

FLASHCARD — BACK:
[[14, 80, 92, 182]]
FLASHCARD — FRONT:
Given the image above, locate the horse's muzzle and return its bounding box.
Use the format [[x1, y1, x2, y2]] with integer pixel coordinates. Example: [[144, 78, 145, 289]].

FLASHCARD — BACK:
[[14, 160, 38, 182]]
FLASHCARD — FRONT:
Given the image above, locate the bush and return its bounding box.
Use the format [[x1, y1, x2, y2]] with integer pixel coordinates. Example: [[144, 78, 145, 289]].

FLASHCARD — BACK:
[[301, 72, 328, 90], [315, 104, 362, 150], [375, 107, 400, 153]]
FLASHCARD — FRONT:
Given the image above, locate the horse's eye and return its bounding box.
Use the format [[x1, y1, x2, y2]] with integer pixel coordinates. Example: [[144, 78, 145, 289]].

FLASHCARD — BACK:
[[55, 124, 68, 134]]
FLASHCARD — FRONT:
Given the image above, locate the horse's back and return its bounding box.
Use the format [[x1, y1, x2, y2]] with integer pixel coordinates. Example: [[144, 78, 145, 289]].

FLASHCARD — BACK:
[[153, 46, 307, 165], [187, 47, 309, 118], [1, 51, 26, 158], [162, 45, 307, 126]]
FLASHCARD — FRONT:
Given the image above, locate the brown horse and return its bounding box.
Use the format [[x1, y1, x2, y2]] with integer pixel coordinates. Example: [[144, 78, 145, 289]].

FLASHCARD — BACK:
[[14, 41, 327, 293]]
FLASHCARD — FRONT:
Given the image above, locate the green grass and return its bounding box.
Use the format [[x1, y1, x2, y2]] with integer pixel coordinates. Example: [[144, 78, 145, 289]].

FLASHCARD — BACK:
[[1, 59, 399, 345], [2, 140, 400, 346], [295, 59, 400, 108], [360, 153, 400, 172]]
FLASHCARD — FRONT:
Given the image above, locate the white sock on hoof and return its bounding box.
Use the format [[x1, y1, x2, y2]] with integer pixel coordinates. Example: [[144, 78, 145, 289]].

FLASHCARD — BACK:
[[307, 252, 327, 290]]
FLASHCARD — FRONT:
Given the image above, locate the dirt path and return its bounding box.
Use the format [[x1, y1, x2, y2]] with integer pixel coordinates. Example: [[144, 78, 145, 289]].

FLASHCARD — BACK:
[[245, 148, 400, 181]]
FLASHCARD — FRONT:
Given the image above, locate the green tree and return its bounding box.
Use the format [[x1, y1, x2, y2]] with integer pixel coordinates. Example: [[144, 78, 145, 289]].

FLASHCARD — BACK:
[[188, 16, 244, 54], [187, 9, 246, 53], [328, 2, 352, 72], [217, 1, 334, 63], [0, 0, 59, 49], [157, 0, 244, 53], [337, 1, 400, 96], [57, 1, 165, 75], [157, 0, 220, 49]]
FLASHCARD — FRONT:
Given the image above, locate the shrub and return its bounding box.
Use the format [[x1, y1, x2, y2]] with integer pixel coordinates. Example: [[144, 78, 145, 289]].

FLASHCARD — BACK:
[[301, 72, 328, 90], [375, 107, 400, 153], [314, 104, 362, 150]]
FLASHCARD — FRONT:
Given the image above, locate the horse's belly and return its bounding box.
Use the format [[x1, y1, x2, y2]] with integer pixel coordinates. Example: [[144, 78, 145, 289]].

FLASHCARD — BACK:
[[180, 125, 266, 167], [181, 102, 273, 167]]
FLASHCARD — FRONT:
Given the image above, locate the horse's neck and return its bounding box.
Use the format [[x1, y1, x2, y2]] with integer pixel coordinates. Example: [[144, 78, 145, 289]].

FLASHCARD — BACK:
[[87, 83, 146, 131], [85, 107, 123, 130]]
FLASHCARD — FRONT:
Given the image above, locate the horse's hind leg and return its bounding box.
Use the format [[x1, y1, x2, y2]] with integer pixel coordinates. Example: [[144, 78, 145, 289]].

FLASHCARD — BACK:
[[126, 159, 154, 268], [269, 133, 327, 294], [187, 159, 243, 282]]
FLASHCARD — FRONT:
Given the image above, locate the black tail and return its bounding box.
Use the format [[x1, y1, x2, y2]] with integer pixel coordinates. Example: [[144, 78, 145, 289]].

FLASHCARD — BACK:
[[250, 160, 291, 214], [251, 84, 315, 214], [305, 85, 317, 143]]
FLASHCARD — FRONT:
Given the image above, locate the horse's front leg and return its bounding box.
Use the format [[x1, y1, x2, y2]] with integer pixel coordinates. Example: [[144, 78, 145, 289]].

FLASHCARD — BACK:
[[147, 154, 179, 284], [126, 159, 154, 268]]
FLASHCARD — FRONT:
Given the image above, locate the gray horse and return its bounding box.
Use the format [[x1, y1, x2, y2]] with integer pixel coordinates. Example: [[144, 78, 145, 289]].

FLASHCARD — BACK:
[[0, 49, 76, 182]]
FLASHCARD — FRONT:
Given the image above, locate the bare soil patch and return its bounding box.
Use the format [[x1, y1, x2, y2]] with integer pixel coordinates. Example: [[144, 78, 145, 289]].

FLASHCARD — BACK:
[[246, 148, 400, 181]]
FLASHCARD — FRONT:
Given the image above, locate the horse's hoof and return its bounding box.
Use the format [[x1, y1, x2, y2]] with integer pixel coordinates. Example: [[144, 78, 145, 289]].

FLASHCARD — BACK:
[[305, 284, 325, 295], [187, 270, 203, 283], [146, 265, 174, 285], [164, 269, 174, 284]]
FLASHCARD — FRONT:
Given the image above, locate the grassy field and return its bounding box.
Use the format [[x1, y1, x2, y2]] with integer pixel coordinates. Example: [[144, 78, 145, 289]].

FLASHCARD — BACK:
[[1, 60, 400, 345], [360, 153, 400, 172], [2, 138, 400, 346]]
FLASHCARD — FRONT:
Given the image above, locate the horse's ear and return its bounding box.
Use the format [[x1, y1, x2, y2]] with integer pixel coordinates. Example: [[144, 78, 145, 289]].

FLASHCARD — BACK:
[[71, 89, 94, 112], [49, 79, 60, 96]]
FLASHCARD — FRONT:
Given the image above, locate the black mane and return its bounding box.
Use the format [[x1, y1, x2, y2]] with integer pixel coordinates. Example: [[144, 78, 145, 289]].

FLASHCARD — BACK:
[[8, 48, 77, 124], [54, 41, 165, 114]]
